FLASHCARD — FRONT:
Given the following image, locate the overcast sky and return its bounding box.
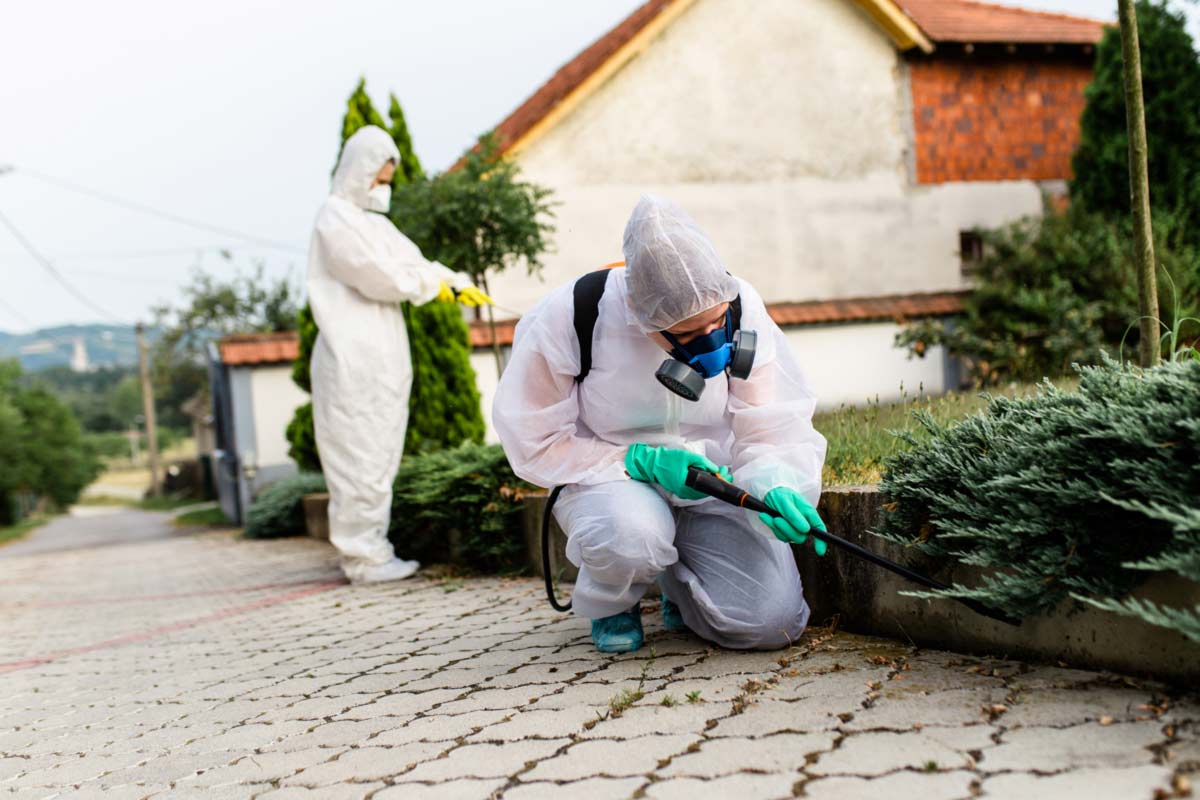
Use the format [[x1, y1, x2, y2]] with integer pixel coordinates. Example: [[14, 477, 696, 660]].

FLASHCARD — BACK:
[[1, 0, 1196, 333]]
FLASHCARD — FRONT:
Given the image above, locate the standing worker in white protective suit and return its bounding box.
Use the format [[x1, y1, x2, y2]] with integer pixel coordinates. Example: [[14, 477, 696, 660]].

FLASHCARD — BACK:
[[308, 125, 492, 584], [494, 195, 827, 653]]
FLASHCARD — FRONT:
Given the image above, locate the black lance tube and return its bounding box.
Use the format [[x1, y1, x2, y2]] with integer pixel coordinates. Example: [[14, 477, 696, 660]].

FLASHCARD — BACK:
[[684, 467, 1021, 626]]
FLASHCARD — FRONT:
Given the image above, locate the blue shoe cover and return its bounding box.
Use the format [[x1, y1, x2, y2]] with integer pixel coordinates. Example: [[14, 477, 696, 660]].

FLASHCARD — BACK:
[[591, 605, 644, 653], [661, 593, 688, 632]]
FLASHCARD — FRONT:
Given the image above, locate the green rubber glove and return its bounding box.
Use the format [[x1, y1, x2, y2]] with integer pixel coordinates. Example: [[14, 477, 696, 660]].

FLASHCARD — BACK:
[[760, 487, 828, 555], [625, 444, 732, 500]]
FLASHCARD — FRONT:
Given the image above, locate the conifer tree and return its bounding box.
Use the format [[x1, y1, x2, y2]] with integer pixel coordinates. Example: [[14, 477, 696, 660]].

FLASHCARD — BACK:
[[287, 80, 483, 469]]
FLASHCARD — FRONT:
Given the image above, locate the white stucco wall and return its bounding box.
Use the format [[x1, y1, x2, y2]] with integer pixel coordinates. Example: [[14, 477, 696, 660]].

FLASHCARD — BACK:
[[489, 0, 1043, 316], [248, 365, 309, 467], [470, 350, 502, 444], [785, 321, 950, 409]]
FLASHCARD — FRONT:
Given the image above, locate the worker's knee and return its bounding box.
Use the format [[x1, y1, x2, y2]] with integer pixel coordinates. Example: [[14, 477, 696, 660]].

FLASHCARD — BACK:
[[715, 589, 809, 651], [568, 512, 676, 582]]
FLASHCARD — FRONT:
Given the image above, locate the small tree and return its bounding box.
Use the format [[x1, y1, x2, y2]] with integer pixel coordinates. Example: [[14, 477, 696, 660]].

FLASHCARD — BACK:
[[391, 133, 556, 372]]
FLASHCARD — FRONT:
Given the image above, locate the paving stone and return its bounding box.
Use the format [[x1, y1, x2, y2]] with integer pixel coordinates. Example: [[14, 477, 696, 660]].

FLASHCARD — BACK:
[[432, 685, 561, 715], [522, 735, 697, 781], [660, 732, 836, 777], [374, 778, 507, 800], [644, 772, 799, 800], [504, 776, 647, 800], [529, 680, 666, 711], [817, 770, 974, 799], [334, 689, 461, 720], [255, 783, 385, 800], [768, 666, 893, 702], [707, 698, 843, 737], [841, 687, 1003, 730], [811, 726, 995, 776], [468, 707, 599, 742], [981, 765, 1174, 800], [581, 702, 731, 740], [144, 782, 274, 799], [282, 743, 445, 785], [982, 721, 1165, 772], [175, 748, 346, 786], [400, 739, 570, 782], [1002, 687, 1154, 727], [374, 711, 513, 744]]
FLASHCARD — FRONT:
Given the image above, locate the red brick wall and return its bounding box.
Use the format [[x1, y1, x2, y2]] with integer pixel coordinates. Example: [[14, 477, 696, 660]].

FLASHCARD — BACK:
[[909, 53, 1094, 184]]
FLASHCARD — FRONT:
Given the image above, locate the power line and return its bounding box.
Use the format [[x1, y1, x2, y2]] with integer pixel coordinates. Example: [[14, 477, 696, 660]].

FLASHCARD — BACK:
[[0, 207, 124, 323], [7, 166, 307, 255], [0, 293, 33, 328]]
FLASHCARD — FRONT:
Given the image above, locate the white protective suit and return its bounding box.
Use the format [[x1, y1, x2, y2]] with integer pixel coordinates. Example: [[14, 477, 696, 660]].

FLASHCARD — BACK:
[[493, 195, 827, 649], [308, 126, 471, 581]]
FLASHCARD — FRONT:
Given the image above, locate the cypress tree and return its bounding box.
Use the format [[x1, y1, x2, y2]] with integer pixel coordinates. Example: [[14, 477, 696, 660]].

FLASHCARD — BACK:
[[286, 80, 484, 471], [1071, 0, 1200, 242]]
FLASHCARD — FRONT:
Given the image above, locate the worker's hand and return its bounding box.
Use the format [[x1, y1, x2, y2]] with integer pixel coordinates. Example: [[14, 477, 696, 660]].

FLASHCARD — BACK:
[[436, 281, 457, 303], [760, 487, 827, 555], [456, 285, 494, 307], [625, 443, 731, 500]]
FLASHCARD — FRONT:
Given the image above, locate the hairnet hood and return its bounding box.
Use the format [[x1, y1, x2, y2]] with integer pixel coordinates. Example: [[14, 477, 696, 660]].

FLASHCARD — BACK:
[[331, 126, 400, 210], [622, 195, 739, 333]]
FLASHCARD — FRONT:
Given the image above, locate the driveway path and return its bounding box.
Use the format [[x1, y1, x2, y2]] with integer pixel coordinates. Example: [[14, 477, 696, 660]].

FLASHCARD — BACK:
[[0, 512, 1194, 798]]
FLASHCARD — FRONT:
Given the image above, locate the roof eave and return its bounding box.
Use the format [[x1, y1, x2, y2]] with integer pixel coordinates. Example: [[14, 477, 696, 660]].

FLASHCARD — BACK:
[[850, 0, 936, 53]]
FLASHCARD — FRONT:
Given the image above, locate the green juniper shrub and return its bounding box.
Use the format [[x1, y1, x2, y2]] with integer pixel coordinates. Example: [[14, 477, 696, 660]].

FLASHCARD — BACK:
[[388, 442, 534, 574], [244, 472, 328, 539], [285, 400, 321, 473], [875, 358, 1200, 641]]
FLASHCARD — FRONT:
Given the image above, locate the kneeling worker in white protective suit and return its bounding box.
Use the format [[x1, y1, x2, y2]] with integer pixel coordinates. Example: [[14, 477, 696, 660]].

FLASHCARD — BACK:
[[308, 125, 492, 584], [494, 195, 828, 653]]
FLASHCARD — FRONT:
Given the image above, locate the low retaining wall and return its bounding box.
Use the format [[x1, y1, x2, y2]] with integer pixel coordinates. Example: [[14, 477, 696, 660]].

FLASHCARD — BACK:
[[302, 493, 330, 541], [521, 487, 1200, 682]]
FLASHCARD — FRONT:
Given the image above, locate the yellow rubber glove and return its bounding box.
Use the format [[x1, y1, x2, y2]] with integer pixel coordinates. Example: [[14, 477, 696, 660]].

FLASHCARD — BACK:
[[436, 281, 456, 303], [456, 285, 494, 307]]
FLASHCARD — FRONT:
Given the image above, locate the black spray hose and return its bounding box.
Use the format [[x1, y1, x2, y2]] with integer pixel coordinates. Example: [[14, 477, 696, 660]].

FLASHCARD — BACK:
[[684, 467, 1021, 627], [542, 486, 572, 612]]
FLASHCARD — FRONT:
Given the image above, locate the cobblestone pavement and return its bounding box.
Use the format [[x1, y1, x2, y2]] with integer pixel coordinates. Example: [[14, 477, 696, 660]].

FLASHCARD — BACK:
[[1, 515, 1196, 799]]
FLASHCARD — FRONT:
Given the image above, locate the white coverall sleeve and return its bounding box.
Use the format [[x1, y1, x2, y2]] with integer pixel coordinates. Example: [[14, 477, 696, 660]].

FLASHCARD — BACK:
[[727, 285, 827, 519], [315, 215, 446, 305], [493, 296, 630, 489]]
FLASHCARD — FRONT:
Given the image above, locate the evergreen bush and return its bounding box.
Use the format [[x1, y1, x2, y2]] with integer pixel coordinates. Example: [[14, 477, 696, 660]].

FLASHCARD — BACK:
[[388, 442, 534, 574], [897, 208, 1200, 384], [243, 472, 327, 539], [875, 358, 1200, 641]]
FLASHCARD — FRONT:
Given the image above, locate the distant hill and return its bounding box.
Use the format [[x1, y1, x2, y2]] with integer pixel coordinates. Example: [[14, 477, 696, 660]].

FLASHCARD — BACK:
[[0, 324, 142, 371]]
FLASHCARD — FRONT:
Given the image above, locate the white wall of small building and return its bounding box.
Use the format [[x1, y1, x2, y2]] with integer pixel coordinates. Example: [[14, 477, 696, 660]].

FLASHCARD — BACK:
[[784, 321, 950, 410], [488, 0, 1042, 318], [248, 366, 309, 467]]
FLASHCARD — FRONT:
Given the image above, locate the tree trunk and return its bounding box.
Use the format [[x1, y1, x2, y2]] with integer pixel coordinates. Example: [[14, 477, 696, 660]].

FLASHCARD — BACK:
[[481, 273, 504, 377], [1118, 0, 1161, 367]]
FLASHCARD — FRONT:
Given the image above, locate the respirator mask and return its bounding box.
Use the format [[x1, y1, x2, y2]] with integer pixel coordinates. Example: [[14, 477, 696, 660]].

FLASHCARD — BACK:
[[366, 184, 392, 212], [654, 308, 756, 401]]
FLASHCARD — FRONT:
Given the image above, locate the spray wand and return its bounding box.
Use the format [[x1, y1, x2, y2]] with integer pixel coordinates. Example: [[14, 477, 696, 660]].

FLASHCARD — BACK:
[[685, 467, 1021, 626]]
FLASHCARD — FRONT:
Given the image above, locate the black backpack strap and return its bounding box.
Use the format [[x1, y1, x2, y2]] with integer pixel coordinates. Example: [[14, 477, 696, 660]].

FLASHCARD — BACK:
[[572, 269, 613, 383]]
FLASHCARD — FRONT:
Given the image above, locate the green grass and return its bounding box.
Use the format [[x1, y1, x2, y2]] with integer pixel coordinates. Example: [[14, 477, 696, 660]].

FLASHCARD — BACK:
[[173, 507, 233, 528], [815, 379, 1077, 486], [0, 514, 52, 547]]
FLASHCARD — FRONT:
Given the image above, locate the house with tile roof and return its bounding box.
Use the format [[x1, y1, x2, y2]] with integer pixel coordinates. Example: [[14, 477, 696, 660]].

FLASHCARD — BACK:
[[474, 0, 1105, 410]]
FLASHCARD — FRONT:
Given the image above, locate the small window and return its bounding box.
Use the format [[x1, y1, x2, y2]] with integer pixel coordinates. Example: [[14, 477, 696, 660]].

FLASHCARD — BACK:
[[960, 230, 984, 276]]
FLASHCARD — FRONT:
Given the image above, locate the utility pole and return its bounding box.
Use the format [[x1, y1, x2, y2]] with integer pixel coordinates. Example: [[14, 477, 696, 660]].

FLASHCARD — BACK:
[[1117, 0, 1161, 368], [136, 323, 162, 498]]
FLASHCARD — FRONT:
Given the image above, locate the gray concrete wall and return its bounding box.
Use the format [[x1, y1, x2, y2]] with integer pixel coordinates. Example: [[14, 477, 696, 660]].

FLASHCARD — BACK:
[[804, 487, 1200, 683]]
